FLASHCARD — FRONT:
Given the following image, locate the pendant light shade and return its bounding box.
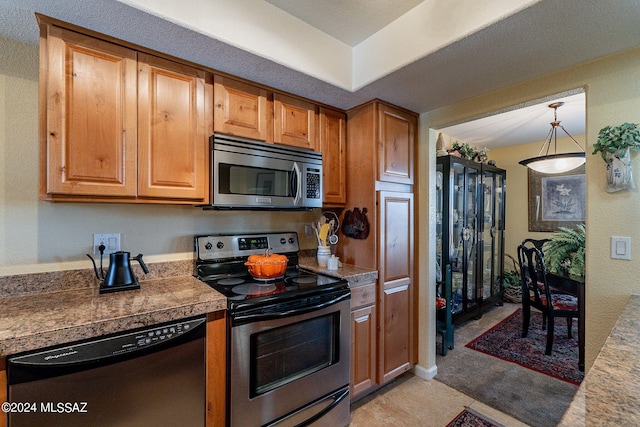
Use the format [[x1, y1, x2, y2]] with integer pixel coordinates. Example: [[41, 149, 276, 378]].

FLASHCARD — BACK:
[[519, 102, 585, 174]]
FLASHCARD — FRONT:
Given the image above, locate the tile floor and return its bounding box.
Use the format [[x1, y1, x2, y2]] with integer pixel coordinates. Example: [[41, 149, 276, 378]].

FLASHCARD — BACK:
[[349, 305, 530, 427]]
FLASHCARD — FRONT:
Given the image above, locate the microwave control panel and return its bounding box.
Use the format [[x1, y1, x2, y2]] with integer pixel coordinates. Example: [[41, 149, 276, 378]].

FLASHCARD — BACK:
[[306, 168, 321, 199]]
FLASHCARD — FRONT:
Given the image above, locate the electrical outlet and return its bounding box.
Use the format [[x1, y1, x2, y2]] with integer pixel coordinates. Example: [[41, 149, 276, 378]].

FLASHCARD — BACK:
[[93, 233, 121, 255]]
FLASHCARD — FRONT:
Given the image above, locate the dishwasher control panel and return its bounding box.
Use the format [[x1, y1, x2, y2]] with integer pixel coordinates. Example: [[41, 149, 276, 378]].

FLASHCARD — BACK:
[[9, 316, 206, 367]]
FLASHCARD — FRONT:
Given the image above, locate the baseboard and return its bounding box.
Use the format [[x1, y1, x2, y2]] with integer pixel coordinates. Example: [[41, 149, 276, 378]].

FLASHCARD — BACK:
[[413, 363, 437, 380]]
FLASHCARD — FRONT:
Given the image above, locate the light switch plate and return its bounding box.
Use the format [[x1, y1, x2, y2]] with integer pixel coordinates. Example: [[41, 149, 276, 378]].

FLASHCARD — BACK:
[[611, 236, 631, 260]]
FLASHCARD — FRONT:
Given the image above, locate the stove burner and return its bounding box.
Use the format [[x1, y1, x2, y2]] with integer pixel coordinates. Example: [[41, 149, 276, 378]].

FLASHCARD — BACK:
[[252, 275, 284, 282], [232, 283, 282, 297], [218, 278, 245, 286], [290, 276, 317, 284]]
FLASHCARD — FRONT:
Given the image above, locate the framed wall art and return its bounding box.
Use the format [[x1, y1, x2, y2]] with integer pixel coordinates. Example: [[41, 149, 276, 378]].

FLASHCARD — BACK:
[[528, 164, 586, 232]]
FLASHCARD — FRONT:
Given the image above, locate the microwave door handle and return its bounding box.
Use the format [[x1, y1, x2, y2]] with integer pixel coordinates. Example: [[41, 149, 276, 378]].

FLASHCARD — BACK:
[[291, 162, 302, 205]]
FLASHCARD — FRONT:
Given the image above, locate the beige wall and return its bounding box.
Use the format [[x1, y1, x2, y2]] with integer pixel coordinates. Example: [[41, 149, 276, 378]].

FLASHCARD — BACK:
[[419, 46, 640, 372], [0, 36, 319, 276]]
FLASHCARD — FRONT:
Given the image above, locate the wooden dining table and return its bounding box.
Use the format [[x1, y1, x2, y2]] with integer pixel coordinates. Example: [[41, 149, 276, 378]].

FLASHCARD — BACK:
[[547, 271, 585, 371]]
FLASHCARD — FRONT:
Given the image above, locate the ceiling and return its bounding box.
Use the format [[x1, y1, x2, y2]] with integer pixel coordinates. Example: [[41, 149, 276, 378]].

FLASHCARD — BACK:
[[264, 0, 425, 46], [1, 0, 638, 146], [439, 92, 586, 149]]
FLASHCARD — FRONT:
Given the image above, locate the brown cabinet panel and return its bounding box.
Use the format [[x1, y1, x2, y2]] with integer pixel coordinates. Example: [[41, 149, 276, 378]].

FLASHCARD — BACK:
[[137, 54, 208, 201], [206, 311, 227, 427], [378, 104, 415, 185], [274, 93, 317, 150], [378, 191, 414, 384], [379, 282, 412, 384], [43, 25, 137, 197], [351, 304, 376, 398], [350, 282, 376, 309], [379, 192, 414, 282], [213, 75, 271, 141], [319, 107, 346, 205]]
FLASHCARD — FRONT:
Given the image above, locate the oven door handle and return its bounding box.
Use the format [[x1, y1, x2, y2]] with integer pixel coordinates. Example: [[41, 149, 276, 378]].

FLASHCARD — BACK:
[[297, 386, 349, 427], [231, 291, 349, 325], [264, 386, 349, 427]]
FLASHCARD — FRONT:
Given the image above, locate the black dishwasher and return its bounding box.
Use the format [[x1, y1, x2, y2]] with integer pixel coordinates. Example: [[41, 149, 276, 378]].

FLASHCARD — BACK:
[[6, 316, 206, 427]]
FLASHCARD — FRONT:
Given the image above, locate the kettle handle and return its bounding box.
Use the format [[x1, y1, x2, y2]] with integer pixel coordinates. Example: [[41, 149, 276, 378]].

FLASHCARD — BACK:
[[133, 254, 150, 274]]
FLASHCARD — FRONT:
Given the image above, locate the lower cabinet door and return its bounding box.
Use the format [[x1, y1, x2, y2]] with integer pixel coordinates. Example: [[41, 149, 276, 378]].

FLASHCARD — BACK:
[[351, 304, 376, 398], [379, 281, 412, 384]]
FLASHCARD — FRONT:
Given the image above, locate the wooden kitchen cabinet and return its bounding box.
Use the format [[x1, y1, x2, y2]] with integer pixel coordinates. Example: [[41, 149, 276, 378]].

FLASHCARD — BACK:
[[273, 93, 317, 150], [319, 107, 346, 206], [378, 191, 414, 383], [40, 25, 138, 198], [137, 54, 209, 201], [39, 21, 211, 204], [338, 99, 417, 396], [213, 75, 271, 142], [378, 103, 415, 185], [350, 282, 377, 398], [206, 311, 227, 427]]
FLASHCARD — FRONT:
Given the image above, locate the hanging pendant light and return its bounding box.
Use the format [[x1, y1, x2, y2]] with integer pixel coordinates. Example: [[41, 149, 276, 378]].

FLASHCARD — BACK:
[[519, 102, 585, 174]]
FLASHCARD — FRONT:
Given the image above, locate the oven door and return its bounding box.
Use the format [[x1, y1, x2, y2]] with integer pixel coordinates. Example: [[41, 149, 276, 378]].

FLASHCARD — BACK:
[[229, 291, 350, 427]]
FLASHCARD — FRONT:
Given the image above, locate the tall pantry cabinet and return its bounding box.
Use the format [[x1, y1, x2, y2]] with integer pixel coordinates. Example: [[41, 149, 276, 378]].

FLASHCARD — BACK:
[[340, 100, 416, 398]]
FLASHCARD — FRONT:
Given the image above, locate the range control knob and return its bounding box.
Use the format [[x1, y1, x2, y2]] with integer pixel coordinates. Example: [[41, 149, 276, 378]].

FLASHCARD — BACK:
[[204, 242, 212, 250], [280, 238, 286, 245], [217, 241, 224, 249], [289, 237, 295, 244]]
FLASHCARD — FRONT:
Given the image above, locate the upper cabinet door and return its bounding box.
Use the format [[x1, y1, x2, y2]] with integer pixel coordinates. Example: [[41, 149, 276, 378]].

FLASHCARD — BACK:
[[43, 25, 138, 197], [137, 53, 209, 201], [274, 93, 317, 150], [378, 103, 416, 185], [213, 75, 271, 142], [319, 107, 346, 205]]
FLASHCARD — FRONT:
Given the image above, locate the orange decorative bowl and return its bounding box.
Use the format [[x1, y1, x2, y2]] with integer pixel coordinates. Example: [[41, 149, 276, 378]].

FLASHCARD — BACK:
[[244, 248, 288, 280]]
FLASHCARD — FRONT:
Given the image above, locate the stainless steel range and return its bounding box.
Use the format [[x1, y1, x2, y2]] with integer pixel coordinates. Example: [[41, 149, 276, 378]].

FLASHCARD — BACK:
[[195, 232, 351, 427]]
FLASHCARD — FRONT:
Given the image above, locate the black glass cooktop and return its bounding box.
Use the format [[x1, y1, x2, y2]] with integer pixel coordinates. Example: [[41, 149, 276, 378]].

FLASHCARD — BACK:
[[200, 269, 346, 305]]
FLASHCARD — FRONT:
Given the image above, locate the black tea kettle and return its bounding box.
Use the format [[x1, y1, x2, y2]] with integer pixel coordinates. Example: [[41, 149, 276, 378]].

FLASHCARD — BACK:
[[87, 251, 149, 294]]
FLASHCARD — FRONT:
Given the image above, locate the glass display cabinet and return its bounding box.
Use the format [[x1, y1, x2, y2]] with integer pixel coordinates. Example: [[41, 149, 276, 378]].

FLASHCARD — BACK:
[[436, 155, 506, 354]]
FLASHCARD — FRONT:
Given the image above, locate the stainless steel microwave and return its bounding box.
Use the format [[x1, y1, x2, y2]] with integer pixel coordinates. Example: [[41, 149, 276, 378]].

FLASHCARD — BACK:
[[204, 134, 323, 210]]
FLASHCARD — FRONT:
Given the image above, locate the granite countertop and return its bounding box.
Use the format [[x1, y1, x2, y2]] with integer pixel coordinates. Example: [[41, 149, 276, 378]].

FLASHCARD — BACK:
[[0, 255, 375, 359], [298, 255, 378, 286], [0, 273, 225, 358], [560, 294, 640, 426]]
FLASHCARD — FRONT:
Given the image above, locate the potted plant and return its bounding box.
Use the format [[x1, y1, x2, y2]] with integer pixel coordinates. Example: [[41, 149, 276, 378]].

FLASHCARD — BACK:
[[449, 141, 477, 160], [592, 122, 640, 192], [542, 224, 586, 277]]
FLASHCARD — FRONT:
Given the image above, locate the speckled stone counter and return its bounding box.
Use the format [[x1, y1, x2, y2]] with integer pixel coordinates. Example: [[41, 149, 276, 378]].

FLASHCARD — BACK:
[[559, 294, 640, 426], [298, 255, 378, 285], [0, 263, 225, 357]]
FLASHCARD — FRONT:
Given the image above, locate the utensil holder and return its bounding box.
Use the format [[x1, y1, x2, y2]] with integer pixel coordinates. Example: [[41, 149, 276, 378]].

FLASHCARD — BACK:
[[317, 246, 331, 267]]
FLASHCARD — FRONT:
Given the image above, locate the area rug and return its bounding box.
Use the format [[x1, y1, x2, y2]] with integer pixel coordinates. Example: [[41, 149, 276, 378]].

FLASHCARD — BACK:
[[446, 408, 504, 427], [466, 308, 584, 385]]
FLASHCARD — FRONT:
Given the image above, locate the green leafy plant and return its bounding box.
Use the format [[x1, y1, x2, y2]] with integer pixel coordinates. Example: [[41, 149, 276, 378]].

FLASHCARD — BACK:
[[451, 141, 477, 160], [542, 224, 586, 277], [592, 122, 640, 161]]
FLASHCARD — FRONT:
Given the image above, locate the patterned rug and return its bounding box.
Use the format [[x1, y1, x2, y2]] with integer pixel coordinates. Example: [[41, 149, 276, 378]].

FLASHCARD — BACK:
[[466, 308, 584, 385], [446, 408, 504, 427]]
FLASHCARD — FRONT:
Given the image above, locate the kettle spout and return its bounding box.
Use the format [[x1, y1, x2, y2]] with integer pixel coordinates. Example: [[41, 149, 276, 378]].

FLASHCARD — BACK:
[[86, 254, 104, 280], [133, 254, 149, 274]]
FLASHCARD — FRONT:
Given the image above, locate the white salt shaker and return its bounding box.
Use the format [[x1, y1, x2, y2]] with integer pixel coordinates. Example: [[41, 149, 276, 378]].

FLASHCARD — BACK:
[[327, 255, 339, 270]]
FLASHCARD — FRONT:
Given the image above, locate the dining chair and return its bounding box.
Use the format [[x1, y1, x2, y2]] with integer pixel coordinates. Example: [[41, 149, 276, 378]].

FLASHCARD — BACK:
[[517, 243, 579, 355], [521, 238, 549, 252]]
